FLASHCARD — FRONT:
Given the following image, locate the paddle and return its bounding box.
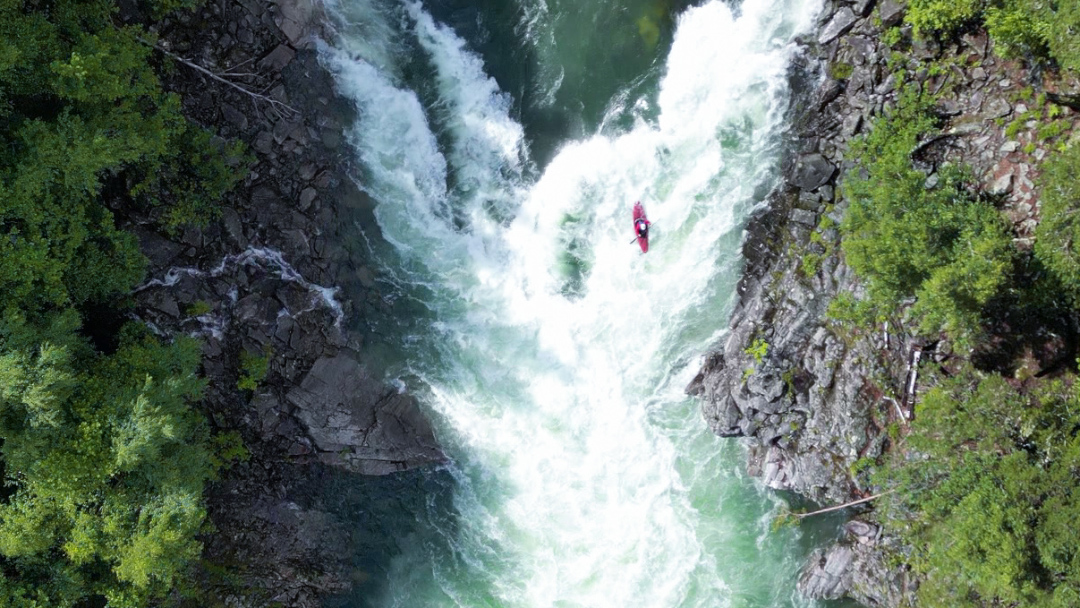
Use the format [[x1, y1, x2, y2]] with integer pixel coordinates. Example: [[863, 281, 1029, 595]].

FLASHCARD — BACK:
[[630, 226, 650, 244]]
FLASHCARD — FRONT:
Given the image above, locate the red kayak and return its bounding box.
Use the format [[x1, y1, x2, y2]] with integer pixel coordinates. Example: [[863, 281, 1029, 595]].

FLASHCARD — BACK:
[[632, 201, 650, 253]]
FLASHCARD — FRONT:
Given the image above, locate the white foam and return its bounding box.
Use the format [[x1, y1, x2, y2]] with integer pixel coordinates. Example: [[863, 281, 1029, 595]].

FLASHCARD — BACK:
[[137, 246, 345, 328], [322, 0, 822, 604]]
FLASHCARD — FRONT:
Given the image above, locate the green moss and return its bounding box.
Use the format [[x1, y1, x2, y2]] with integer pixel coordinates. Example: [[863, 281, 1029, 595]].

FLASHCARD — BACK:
[[186, 300, 213, 316], [238, 347, 271, 391], [744, 337, 768, 365], [829, 61, 854, 80]]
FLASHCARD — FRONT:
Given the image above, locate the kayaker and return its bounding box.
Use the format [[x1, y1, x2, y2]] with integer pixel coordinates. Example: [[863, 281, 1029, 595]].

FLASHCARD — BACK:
[[636, 218, 650, 239]]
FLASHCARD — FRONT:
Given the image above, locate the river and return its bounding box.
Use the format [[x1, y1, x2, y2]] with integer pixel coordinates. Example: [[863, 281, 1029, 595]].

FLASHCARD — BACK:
[[316, 0, 848, 605]]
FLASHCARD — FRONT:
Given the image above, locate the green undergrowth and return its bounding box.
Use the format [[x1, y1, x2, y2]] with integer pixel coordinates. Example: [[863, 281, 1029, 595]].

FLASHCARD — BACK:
[[830, 33, 1080, 605], [838, 81, 1014, 346], [906, 0, 1080, 72]]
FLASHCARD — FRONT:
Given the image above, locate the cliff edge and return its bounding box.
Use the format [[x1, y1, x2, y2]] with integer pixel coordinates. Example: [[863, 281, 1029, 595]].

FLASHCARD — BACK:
[[689, 0, 1072, 604]]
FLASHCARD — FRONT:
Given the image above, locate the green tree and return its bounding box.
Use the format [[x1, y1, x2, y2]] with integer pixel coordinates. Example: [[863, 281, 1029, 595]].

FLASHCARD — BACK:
[[0, 0, 248, 601], [841, 85, 1012, 342], [1034, 142, 1080, 302], [875, 369, 1080, 607], [0, 318, 216, 605]]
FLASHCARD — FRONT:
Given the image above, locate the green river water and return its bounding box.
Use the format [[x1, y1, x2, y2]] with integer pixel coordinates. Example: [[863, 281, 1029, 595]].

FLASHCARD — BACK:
[[311, 0, 858, 606]]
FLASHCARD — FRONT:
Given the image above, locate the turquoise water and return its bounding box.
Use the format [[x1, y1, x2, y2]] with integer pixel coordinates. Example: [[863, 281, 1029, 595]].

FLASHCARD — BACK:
[[318, 0, 846, 605]]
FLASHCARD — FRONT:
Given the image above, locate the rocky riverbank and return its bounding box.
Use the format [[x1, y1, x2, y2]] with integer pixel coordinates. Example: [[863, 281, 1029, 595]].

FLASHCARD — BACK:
[[689, 0, 1075, 604], [125, 0, 444, 604]]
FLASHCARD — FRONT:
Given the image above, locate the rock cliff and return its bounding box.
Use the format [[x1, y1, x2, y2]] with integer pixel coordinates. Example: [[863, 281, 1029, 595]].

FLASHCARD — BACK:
[[127, 0, 444, 603], [689, 0, 1062, 604]]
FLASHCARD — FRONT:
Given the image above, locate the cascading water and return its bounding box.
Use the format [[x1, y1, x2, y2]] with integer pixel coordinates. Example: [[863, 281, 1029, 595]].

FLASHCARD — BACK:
[[319, 0, 837, 605]]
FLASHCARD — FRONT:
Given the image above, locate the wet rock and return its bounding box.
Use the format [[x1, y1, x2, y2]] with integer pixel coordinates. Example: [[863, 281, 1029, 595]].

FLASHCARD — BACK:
[[258, 43, 296, 73], [134, 227, 185, 268], [298, 187, 317, 211], [878, 0, 905, 27], [791, 208, 818, 226], [986, 97, 1012, 117], [286, 355, 446, 475], [746, 369, 786, 403], [819, 7, 857, 44], [273, 118, 303, 145], [147, 290, 181, 318], [222, 207, 247, 247], [254, 130, 275, 155], [277, 0, 318, 46], [799, 521, 916, 606], [852, 0, 875, 17], [800, 544, 855, 599], [221, 102, 249, 131], [789, 153, 837, 191], [847, 35, 876, 64], [989, 172, 1013, 195]]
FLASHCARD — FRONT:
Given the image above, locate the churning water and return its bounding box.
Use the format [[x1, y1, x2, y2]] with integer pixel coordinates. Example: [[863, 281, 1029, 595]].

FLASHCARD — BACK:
[[318, 0, 839, 605]]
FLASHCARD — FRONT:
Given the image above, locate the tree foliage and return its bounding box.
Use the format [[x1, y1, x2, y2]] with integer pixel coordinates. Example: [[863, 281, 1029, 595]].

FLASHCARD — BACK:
[[838, 7, 1080, 608], [875, 368, 1080, 607], [906, 0, 1080, 72], [841, 84, 1013, 341], [0, 0, 247, 602], [1034, 141, 1080, 302], [0, 0, 245, 314], [0, 317, 214, 606]]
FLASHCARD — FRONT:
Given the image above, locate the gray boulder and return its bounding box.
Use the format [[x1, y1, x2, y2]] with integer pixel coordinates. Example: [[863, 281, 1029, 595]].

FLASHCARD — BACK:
[[287, 355, 446, 474], [819, 7, 858, 44], [799, 521, 916, 606], [789, 153, 837, 191]]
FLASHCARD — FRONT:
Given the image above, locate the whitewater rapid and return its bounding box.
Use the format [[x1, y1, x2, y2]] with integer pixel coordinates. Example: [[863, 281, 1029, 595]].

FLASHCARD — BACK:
[[321, 0, 825, 605]]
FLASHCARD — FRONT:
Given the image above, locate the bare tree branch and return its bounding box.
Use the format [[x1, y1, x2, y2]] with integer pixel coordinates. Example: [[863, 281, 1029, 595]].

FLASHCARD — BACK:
[[149, 40, 299, 119], [222, 55, 258, 74], [794, 490, 895, 519]]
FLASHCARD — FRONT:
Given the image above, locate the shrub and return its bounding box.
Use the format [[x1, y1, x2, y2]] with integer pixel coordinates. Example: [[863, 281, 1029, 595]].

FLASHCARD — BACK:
[[1043, 0, 1080, 71], [829, 61, 854, 80], [906, 0, 986, 38], [238, 347, 271, 391], [874, 368, 1080, 607], [1034, 142, 1080, 302], [905, 0, 1080, 72], [841, 85, 1012, 342], [744, 337, 768, 365], [985, 3, 1050, 59]]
